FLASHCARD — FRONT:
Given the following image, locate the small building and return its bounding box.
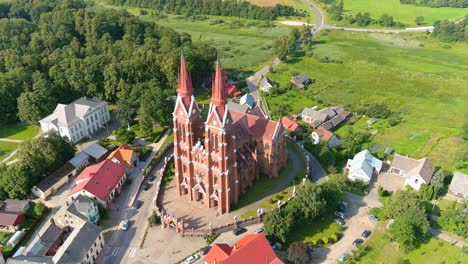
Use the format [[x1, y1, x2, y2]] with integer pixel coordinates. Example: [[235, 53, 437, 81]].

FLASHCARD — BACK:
[[6, 256, 53, 264], [68, 160, 127, 206], [204, 233, 282, 264], [448, 172, 468, 199], [301, 105, 350, 130], [0, 212, 25, 232], [280, 117, 303, 134], [54, 195, 100, 228], [31, 163, 76, 199], [106, 144, 138, 172], [1, 200, 30, 213], [68, 152, 90, 171], [259, 77, 274, 93], [290, 72, 311, 89], [39, 97, 110, 143], [83, 143, 109, 164], [312, 128, 342, 148], [389, 154, 435, 191], [239, 94, 255, 109], [226, 101, 249, 114], [346, 150, 383, 185]]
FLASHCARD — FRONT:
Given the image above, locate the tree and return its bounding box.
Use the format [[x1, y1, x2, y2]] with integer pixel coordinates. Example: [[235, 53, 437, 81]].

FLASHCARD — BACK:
[[320, 178, 344, 209], [0, 164, 30, 199], [384, 190, 423, 219], [377, 185, 388, 197], [273, 35, 296, 61], [294, 182, 326, 220], [438, 201, 468, 238], [389, 207, 429, 251], [419, 184, 437, 201], [415, 16, 425, 25], [362, 103, 392, 119], [263, 208, 294, 243], [114, 128, 136, 144], [288, 241, 310, 264], [379, 14, 394, 27], [355, 12, 372, 27], [431, 169, 449, 195]]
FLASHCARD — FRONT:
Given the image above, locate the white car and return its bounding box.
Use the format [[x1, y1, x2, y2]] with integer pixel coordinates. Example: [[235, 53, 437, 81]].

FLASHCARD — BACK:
[[185, 254, 199, 264], [121, 220, 129, 231]]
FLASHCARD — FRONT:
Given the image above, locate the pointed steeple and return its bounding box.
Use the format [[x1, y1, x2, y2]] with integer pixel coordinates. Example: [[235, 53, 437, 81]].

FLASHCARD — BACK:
[[211, 52, 226, 117], [178, 47, 193, 108]]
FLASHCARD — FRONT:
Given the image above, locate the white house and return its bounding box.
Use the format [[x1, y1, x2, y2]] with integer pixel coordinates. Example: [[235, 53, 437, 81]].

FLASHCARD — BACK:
[[39, 97, 110, 143], [389, 154, 435, 191], [239, 94, 255, 109], [259, 77, 274, 93], [312, 128, 342, 148], [346, 150, 383, 185]]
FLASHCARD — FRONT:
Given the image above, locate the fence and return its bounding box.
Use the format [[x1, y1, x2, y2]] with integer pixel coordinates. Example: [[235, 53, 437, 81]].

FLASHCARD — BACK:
[[181, 216, 262, 238]]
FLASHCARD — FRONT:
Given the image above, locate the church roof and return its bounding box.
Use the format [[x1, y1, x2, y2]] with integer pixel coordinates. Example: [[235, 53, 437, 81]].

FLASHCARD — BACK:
[[230, 110, 283, 141]]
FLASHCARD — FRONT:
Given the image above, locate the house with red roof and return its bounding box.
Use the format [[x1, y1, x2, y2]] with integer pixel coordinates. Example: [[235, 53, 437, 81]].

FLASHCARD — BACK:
[[68, 160, 127, 206], [106, 144, 139, 172], [281, 116, 303, 134], [204, 233, 283, 264]]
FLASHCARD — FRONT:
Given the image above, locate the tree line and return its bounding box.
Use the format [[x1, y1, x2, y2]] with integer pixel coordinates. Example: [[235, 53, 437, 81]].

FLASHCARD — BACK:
[[0, 0, 217, 135], [400, 0, 468, 8], [431, 16, 467, 42], [104, 0, 304, 20]]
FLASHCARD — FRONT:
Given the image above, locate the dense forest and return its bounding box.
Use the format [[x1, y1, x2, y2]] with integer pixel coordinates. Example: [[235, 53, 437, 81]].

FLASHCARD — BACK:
[[0, 0, 216, 128], [400, 0, 467, 8], [432, 16, 467, 41], [105, 0, 304, 20]]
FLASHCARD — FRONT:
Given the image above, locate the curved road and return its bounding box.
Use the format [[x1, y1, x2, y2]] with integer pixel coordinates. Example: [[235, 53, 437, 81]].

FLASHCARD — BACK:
[[301, 0, 324, 33]]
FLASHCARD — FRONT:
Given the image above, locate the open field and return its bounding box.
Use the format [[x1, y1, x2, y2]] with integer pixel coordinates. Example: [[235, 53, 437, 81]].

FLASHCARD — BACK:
[[92, 1, 291, 71], [267, 30, 468, 171], [0, 124, 38, 140], [357, 223, 468, 263], [343, 0, 468, 26], [248, 0, 318, 22]]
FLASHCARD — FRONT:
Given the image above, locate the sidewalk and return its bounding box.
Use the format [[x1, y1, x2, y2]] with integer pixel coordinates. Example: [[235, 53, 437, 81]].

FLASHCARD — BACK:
[[429, 227, 467, 248]]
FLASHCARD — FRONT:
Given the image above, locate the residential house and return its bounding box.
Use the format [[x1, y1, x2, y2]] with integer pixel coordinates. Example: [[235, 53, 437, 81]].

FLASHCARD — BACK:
[[301, 105, 351, 130], [0, 212, 25, 232], [54, 195, 100, 228], [448, 172, 468, 199], [312, 128, 342, 148], [39, 97, 110, 143], [68, 160, 127, 206], [239, 94, 255, 109], [106, 144, 139, 172], [346, 150, 383, 185], [290, 72, 311, 89], [83, 143, 109, 164], [281, 117, 303, 134], [259, 77, 274, 93], [31, 163, 76, 199], [1, 200, 29, 213], [389, 154, 435, 191], [204, 234, 282, 264]]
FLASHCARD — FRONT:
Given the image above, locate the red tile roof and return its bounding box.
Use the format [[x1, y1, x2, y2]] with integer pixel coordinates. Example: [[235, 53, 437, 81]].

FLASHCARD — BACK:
[[69, 160, 126, 202], [107, 144, 137, 169], [204, 234, 282, 264], [230, 110, 282, 140], [281, 117, 301, 133]]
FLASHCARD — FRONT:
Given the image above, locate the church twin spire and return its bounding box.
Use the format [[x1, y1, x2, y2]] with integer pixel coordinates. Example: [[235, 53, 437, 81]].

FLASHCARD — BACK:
[[177, 49, 193, 109]]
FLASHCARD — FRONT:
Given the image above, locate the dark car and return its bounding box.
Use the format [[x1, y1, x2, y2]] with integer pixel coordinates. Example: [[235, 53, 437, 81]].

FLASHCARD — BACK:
[[337, 203, 346, 211], [143, 182, 149, 191], [352, 238, 364, 246], [334, 217, 345, 226], [147, 175, 155, 182], [200, 246, 211, 255], [133, 200, 142, 209], [232, 227, 247, 236], [362, 230, 372, 238], [368, 214, 380, 221]]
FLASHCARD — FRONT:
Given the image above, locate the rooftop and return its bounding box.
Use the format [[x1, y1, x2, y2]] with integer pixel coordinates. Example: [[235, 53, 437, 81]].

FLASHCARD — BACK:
[[1, 199, 29, 213], [281, 117, 301, 132], [106, 144, 136, 169], [35, 163, 75, 191], [391, 154, 435, 183], [68, 151, 90, 168], [83, 143, 108, 160], [449, 171, 468, 197]]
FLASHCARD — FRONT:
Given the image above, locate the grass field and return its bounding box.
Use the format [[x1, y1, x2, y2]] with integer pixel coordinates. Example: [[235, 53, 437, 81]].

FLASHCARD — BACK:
[[267, 30, 468, 171], [248, 0, 318, 22], [0, 141, 20, 161], [288, 211, 342, 245], [342, 0, 468, 26], [0, 124, 38, 140], [130, 123, 165, 143], [357, 223, 468, 263], [93, 1, 291, 71]]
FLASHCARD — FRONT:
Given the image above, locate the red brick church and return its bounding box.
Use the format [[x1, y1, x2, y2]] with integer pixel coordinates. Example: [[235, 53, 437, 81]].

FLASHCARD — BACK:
[[172, 52, 287, 214]]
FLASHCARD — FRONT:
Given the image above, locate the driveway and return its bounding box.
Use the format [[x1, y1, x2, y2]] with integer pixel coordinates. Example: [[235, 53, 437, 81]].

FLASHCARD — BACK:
[[313, 192, 380, 263]]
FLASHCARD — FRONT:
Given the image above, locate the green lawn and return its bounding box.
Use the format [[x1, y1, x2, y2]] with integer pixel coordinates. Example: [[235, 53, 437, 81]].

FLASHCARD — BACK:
[[342, 0, 468, 26], [0, 124, 39, 140], [248, 0, 318, 22], [267, 30, 468, 171], [130, 123, 166, 143], [0, 141, 20, 161], [288, 211, 342, 245], [233, 142, 306, 210], [356, 223, 468, 263], [0, 232, 14, 245]]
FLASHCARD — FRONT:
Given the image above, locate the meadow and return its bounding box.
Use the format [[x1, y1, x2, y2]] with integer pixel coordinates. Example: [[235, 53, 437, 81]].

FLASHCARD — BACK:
[[248, 0, 318, 22], [267, 30, 468, 171], [356, 223, 468, 263], [342, 0, 467, 26]]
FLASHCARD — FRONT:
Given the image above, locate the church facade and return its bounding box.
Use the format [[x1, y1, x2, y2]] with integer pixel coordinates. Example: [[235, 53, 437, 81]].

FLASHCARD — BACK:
[[172, 53, 287, 214]]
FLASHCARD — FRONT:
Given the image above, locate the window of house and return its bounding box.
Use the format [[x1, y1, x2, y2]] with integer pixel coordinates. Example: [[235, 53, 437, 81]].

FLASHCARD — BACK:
[[415, 179, 418, 183], [86, 119, 90, 125], [214, 177, 218, 185], [91, 116, 94, 122]]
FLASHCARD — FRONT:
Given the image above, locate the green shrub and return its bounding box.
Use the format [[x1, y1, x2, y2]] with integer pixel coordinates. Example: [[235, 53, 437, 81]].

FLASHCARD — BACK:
[[370, 207, 388, 220], [148, 213, 161, 226]]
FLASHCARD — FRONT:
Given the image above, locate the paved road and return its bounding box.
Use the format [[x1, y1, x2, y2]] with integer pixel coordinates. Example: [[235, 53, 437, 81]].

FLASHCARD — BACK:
[[302, 147, 327, 183], [301, 0, 324, 33], [429, 228, 467, 248]]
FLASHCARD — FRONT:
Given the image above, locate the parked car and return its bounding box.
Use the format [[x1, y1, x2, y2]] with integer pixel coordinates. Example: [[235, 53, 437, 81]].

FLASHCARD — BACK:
[[334, 218, 345, 226], [338, 253, 350, 262], [143, 182, 149, 191], [334, 211, 345, 219], [368, 214, 380, 221], [232, 227, 247, 236], [133, 200, 142, 209], [121, 220, 129, 231], [254, 228, 264, 234], [184, 254, 199, 264], [337, 203, 346, 211], [339, 201, 348, 207], [147, 175, 155, 182], [362, 230, 372, 238], [200, 246, 211, 255], [352, 238, 364, 246]]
